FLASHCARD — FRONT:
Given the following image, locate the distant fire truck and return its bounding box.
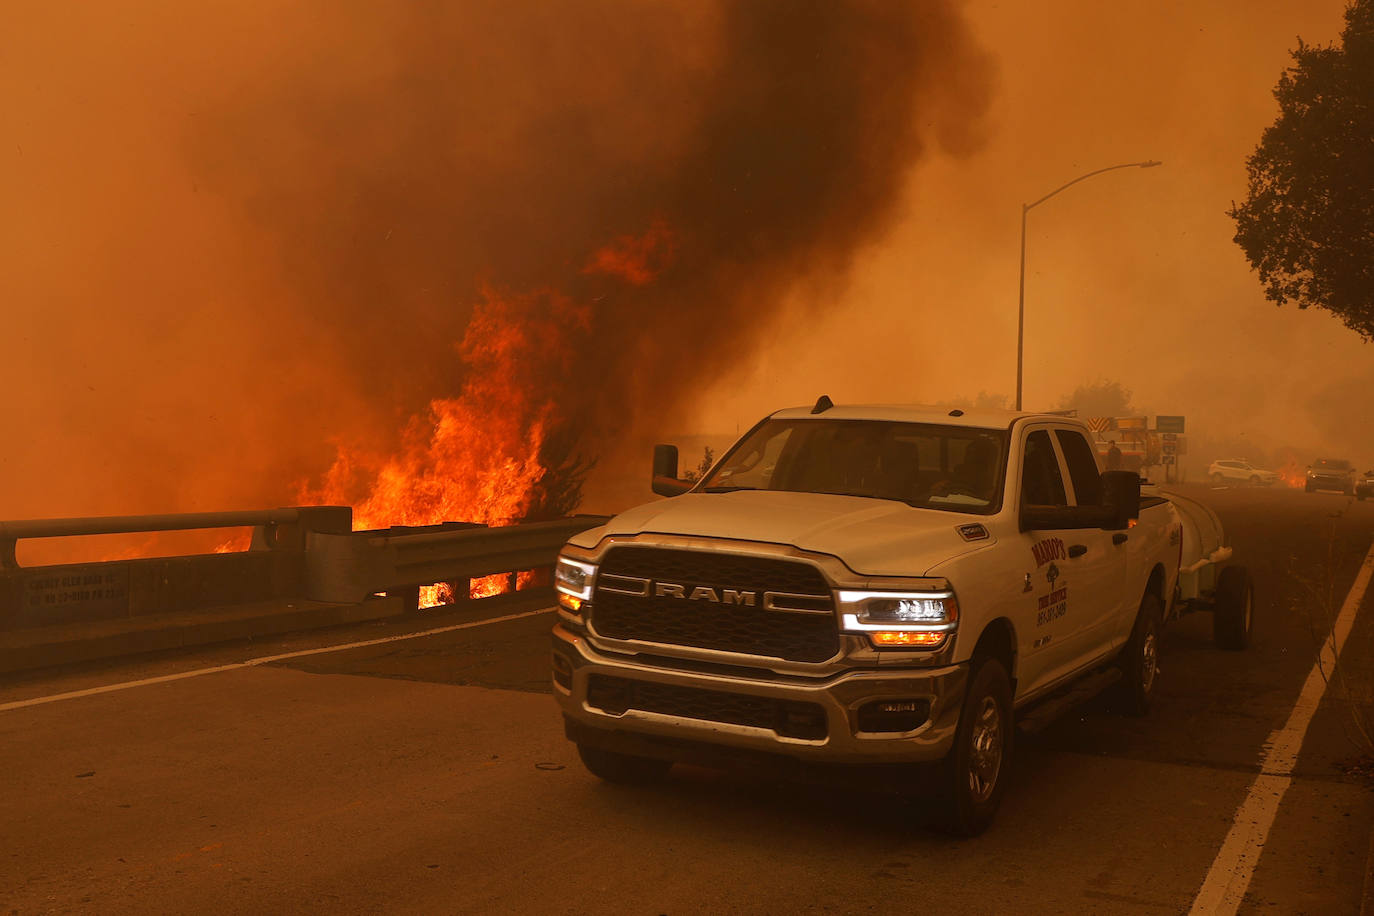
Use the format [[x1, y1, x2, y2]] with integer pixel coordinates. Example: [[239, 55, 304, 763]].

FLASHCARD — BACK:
[[1081, 416, 1186, 477]]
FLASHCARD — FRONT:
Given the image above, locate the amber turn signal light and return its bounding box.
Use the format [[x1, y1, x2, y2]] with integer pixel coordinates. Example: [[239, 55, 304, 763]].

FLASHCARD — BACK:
[[869, 631, 946, 648]]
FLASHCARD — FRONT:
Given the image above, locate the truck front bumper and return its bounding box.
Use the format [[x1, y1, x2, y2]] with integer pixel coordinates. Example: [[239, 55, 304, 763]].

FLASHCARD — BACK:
[[552, 623, 967, 765]]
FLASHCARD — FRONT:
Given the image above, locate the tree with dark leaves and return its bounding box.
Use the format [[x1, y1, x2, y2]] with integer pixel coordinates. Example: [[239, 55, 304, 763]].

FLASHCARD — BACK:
[[1229, 2, 1374, 339], [1057, 379, 1134, 419]]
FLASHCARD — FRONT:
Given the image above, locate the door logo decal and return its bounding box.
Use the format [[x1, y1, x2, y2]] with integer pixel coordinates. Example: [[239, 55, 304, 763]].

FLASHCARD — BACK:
[[1036, 587, 1068, 627], [1032, 537, 1067, 568]]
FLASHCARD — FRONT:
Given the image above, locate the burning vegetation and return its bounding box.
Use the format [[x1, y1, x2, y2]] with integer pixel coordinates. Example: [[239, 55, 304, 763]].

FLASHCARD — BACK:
[[205, 1, 997, 569], [7, 2, 996, 580]]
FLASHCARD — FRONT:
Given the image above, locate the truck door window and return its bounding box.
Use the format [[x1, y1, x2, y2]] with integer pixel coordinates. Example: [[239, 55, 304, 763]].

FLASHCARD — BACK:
[[1055, 429, 1104, 506], [1022, 430, 1067, 507]]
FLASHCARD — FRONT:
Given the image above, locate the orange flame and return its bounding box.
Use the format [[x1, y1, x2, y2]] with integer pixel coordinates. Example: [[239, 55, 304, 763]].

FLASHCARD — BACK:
[[1277, 461, 1307, 489], [582, 219, 676, 286], [470, 573, 511, 599], [418, 583, 452, 607], [298, 222, 672, 603], [214, 533, 252, 553], [299, 285, 589, 531]]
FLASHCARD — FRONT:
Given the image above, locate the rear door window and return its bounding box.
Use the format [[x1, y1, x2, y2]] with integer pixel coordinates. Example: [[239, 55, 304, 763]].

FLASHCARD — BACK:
[[1055, 429, 1103, 506]]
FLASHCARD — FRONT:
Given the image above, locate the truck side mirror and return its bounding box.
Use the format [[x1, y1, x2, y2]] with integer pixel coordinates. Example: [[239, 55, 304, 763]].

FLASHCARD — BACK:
[[652, 444, 692, 497], [1101, 470, 1140, 530], [1020, 471, 1140, 532]]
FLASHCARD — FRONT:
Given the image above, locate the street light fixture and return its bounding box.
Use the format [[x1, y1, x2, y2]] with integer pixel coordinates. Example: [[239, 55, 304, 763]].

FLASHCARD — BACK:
[[1015, 160, 1163, 410]]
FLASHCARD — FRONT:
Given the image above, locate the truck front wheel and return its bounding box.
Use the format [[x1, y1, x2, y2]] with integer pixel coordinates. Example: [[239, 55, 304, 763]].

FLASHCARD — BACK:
[[576, 743, 673, 785], [1119, 593, 1163, 716], [940, 657, 1013, 837]]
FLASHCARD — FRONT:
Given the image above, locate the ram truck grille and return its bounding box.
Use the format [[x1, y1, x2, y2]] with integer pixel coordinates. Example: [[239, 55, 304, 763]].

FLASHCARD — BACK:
[[590, 546, 839, 663], [586, 675, 828, 740]]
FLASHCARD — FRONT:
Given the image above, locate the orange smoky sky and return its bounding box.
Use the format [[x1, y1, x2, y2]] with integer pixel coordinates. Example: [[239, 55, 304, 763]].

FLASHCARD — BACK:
[[0, 0, 1365, 526], [691, 1, 1365, 468]]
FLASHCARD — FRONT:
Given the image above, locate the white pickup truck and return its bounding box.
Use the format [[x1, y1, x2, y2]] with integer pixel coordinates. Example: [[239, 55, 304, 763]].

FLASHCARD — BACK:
[[551, 401, 1250, 834]]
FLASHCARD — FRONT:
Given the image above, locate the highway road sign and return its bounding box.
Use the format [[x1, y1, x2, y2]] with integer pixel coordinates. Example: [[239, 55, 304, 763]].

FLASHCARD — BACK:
[[1157, 415, 1185, 433]]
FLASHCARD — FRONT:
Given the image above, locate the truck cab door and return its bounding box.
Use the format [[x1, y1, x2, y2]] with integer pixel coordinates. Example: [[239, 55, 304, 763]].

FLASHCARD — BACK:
[[1012, 427, 1081, 698], [1052, 427, 1129, 664]]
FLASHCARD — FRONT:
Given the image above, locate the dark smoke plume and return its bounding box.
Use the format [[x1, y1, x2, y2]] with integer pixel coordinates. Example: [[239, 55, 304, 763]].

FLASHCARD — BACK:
[[3, 0, 992, 529], [190, 0, 994, 517]]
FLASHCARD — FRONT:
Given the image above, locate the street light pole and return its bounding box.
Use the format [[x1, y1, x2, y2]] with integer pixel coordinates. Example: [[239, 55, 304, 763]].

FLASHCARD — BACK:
[[1015, 159, 1162, 411]]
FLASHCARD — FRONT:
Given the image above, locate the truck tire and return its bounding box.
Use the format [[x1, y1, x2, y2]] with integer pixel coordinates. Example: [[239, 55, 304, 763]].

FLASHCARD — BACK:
[[576, 743, 672, 785], [939, 657, 1013, 837], [1118, 593, 1162, 717], [1213, 566, 1253, 650], [1305, 481, 1315, 493]]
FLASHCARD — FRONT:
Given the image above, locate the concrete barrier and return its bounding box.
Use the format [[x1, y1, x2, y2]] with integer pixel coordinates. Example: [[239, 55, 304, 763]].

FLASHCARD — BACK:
[[0, 507, 608, 673]]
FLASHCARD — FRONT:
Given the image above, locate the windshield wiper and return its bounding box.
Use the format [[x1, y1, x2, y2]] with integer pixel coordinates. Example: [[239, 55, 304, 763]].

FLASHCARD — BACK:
[[699, 486, 758, 493]]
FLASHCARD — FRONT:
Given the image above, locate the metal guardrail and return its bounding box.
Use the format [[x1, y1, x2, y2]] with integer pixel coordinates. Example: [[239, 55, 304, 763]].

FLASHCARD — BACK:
[[0, 507, 352, 570], [305, 516, 609, 605], [0, 506, 608, 630]]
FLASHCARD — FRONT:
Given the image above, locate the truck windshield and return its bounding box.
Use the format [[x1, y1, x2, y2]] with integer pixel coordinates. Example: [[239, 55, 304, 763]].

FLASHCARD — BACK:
[[699, 419, 1009, 514]]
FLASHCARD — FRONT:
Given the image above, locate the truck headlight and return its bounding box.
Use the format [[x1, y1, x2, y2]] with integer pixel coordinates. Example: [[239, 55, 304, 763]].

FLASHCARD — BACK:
[[555, 556, 597, 617], [836, 589, 959, 650]]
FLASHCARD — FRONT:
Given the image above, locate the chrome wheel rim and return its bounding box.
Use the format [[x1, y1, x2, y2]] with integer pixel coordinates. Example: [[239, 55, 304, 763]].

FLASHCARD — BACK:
[[967, 696, 1003, 803], [1141, 627, 1158, 694]]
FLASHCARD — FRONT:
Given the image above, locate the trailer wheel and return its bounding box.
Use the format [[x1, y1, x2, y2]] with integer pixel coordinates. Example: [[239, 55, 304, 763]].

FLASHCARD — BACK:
[[1118, 593, 1163, 717], [939, 657, 1013, 837], [1213, 566, 1253, 651], [576, 744, 672, 785]]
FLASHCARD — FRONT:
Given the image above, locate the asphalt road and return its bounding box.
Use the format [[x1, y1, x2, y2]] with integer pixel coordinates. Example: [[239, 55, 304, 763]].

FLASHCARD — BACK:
[[2, 484, 1373, 914]]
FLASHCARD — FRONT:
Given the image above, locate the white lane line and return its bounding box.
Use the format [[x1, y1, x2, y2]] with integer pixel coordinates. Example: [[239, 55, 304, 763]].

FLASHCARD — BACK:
[[0, 607, 556, 713], [1189, 542, 1374, 915]]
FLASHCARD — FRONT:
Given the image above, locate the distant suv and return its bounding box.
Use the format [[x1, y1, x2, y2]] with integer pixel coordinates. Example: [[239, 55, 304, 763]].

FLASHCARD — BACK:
[[1306, 458, 1355, 495], [1356, 471, 1374, 501], [1208, 459, 1277, 487]]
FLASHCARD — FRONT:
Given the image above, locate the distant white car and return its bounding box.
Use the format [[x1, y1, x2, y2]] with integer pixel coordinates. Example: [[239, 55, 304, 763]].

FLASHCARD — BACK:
[[1208, 459, 1278, 487]]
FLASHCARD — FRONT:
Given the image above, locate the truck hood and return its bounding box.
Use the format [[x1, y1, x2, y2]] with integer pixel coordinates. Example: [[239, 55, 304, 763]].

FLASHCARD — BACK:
[[577, 490, 995, 576]]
